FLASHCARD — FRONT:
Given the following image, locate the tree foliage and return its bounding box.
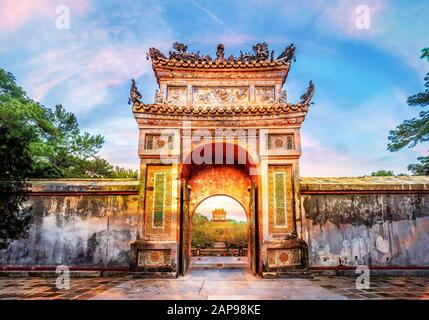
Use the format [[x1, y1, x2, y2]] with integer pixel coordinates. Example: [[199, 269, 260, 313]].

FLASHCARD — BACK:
[[371, 170, 395, 176], [191, 213, 247, 248], [0, 68, 137, 249], [0, 68, 137, 178], [388, 48, 429, 175], [0, 91, 33, 249]]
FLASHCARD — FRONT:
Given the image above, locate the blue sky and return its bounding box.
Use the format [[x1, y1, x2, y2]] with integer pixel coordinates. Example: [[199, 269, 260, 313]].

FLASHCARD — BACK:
[[1, 0, 428, 176]]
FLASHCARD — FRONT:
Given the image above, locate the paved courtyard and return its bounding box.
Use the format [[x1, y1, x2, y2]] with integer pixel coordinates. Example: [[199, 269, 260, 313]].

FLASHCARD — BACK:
[[0, 269, 428, 300]]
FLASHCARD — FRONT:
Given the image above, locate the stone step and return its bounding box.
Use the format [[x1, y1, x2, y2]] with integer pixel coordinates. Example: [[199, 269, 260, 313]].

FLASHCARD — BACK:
[[191, 263, 248, 269], [0, 270, 102, 277], [262, 270, 313, 279]]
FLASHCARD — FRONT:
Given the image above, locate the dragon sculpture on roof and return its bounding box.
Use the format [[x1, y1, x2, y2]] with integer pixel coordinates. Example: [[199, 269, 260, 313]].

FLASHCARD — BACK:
[[300, 81, 315, 105], [146, 42, 297, 64], [128, 79, 142, 105]]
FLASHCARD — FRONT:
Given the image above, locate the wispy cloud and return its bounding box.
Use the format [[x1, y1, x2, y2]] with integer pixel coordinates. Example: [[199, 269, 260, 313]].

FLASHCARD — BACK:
[[300, 90, 423, 176], [25, 45, 151, 114], [276, 0, 426, 76], [190, 0, 236, 36], [0, 0, 90, 32], [13, 1, 174, 116]]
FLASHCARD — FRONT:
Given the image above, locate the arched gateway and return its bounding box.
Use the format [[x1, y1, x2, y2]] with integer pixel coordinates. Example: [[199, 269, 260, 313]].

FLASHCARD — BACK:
[[129, 42, 315, 277]]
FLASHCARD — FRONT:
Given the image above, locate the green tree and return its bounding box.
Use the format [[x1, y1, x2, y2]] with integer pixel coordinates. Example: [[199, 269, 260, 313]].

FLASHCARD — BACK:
[[191, 213, 247, 248], [371, 170, 395, 176], [191, 213, 212, 247], [388, 48, 429, 175], [0, 102, 33, 249], [1, 68, 139, 249], [0, 68, 136, 178], [110, 166, 139, 179]]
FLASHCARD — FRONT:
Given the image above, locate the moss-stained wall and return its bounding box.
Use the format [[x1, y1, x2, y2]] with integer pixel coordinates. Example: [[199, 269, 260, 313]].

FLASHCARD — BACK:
[[0, 180, 141, 267], [1, 177, 428, 269], [300, 177, 429, 268]]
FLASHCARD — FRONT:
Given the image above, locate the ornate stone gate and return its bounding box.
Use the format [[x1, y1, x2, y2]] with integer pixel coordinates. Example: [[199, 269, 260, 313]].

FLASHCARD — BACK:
[[129, 42, 314, 277]]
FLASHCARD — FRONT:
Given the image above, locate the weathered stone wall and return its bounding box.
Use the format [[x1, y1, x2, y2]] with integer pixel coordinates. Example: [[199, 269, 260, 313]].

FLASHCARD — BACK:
[[1, 177, 428, 269], [0, 180, 141, 268], [300, 177, 429, 268]]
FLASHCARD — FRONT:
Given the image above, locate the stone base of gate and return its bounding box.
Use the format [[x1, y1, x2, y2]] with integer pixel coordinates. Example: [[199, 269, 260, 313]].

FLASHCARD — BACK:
[[261, 239, 309, 277], [129, 240, 178, 277]]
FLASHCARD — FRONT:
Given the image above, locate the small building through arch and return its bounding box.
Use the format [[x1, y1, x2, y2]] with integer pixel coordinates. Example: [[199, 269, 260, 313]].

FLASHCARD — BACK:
[[191, 195, 249, 269]]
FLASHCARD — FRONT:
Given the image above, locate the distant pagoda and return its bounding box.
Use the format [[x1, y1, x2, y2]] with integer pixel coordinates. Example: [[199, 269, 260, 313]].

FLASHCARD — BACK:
[[212, 208, 227, 221]]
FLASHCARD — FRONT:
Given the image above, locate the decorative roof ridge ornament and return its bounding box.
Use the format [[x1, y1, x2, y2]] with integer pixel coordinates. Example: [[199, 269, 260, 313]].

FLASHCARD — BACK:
[[169, 42, 202, 62], [276, 44, 296, 63], [147, 48, 167, 61], [299, 81, 315, 106], [128, 79, 142, 105], [146, 42, 297, 66], [216, 44, 225, 62]]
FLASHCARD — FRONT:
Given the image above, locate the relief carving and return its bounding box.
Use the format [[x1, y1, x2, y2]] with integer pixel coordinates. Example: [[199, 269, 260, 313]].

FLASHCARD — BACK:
[[256, 87, 275, 103], [154, 89, 163, 104], [167, 86, 187, 105], [277, 89, 287, 103], [193, 87, 249, 105], [137, 249, 171, 267], [267, 134, 295, 151], [267, 249, 301, 267], [145, 134, 173, 150]]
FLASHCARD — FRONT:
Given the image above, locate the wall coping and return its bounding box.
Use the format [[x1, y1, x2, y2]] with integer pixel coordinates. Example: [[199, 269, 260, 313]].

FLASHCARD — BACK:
[[28, 179, 140, 194], [301, 176, 429, 192], [23, 176, 429, 194]]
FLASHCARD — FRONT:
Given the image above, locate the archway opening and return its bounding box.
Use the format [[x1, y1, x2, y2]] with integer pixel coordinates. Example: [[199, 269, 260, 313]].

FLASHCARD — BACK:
[[179, 141, 259, 275], [191, 195, 248, 268]]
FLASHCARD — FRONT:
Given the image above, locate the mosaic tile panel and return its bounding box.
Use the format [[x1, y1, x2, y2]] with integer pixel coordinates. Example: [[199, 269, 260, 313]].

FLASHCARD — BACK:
[[274, 173, 286, 226], [267, 249, 302, 267], [268, 165, 294, 234], [267, 134, 295, 151], [153, 173, 166, 227], [145, 134, 174, 150], [137, 249, 172, 267], [145, 165, 172, 235]]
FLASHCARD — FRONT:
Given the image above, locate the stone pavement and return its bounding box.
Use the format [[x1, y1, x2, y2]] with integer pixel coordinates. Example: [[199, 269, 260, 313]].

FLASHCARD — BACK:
[[191, 256, 248, 268], [0, 269, 428, 300]]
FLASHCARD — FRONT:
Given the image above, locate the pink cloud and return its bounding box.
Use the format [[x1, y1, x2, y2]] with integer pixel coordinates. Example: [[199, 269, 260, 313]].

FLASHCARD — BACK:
[[18, 1, 174, 115], [314, 1, 385, 39], [0, 0, 90, 32], [25, 44, 152, 113], [276, 0, 425, 76], [413, 145, 429, 157]]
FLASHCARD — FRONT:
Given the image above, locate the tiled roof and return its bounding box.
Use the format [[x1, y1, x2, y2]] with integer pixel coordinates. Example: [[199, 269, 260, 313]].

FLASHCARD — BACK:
[[132, 102, 309, 115], [152, 58, 290, 70]]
